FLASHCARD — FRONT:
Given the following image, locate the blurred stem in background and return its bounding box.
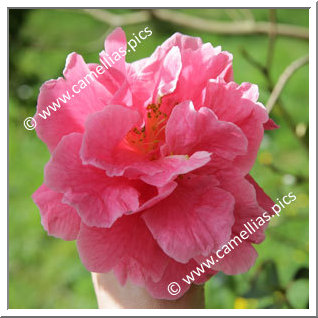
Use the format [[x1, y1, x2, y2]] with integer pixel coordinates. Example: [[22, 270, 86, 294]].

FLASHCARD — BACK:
[[81, 8, 309, 39]]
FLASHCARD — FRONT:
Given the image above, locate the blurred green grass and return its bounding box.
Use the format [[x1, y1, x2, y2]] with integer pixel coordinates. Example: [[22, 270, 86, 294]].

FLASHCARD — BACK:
[[9, 8, 309, 309]]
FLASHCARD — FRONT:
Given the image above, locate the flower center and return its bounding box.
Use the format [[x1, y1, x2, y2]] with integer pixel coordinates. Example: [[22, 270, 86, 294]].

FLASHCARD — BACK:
[[125, 102, 168, 158]]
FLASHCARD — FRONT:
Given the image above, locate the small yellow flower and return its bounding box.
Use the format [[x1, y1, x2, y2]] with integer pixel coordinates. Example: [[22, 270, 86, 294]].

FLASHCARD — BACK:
[[234, 297, 248, 309], [234, 297, 258, 309]]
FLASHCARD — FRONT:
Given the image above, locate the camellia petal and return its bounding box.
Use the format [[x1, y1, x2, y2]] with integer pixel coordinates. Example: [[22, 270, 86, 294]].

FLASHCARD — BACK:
[[165, 100, 248, 160], [35, 52, 110, 152], [142, 175, 235, 263], [32, 184, 81, 241], [77, 214, 170, 286]]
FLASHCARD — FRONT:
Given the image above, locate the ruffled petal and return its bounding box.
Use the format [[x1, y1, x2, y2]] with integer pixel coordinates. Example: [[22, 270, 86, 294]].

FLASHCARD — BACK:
[[246, 174, 275, 214], [45, 133, 139, 228], [126, 151, 212, 187], [32, 184, 80, 240], [45, 132, 176, 227], [216, 170, 270, 244], [142, 175, 235, 263], [145, 258, 214, 300], [102, 27, 127, 75], [204, 79, 269, 173], [156, 33, 233, 113], [165, 100, 248, 160], [156, 46, 182, 98], [125, 46, 182, 114], [80, 105, 143, 175], [195, 240, 258, 275], [127, 32, 232, 113], [35, 53, 110, 152], [77, 214, 169, 286]]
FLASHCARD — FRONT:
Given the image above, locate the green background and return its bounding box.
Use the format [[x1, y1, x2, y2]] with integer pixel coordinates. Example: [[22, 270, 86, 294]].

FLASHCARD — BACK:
[[9, 8, 309, 309]]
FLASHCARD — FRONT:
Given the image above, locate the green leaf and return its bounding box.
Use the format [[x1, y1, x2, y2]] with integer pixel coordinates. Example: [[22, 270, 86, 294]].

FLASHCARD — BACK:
[[286, 279, 309, 308]]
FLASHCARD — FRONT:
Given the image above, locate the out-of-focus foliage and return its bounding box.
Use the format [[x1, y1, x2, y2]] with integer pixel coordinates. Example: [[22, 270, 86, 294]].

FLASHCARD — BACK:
[[9, 8, 309, 309]]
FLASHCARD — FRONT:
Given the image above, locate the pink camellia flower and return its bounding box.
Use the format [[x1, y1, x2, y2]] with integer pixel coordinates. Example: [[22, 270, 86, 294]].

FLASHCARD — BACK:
[[32, 28, 277, 300]]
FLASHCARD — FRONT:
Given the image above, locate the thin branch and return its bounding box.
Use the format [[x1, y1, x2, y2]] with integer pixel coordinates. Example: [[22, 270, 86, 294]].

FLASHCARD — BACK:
[[151, 9, 309, 40], [82, 9, 150, 26], [241, 48, 267, 74], [241, 49, 309, 152], [81, 8, 308, 40], [266, 55, 309, 113]]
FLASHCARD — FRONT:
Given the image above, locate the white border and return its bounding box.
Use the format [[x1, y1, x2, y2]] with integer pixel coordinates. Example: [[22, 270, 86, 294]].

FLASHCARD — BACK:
[[3, 1, 316, 316], [2, 0, 317, 8], [308, 1, 316, 316]]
